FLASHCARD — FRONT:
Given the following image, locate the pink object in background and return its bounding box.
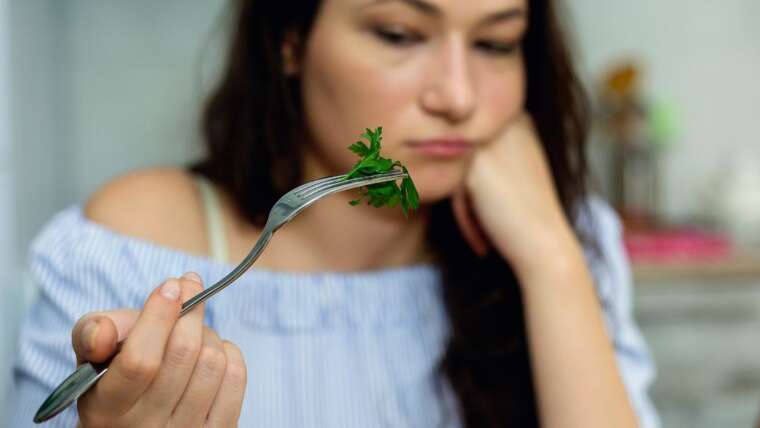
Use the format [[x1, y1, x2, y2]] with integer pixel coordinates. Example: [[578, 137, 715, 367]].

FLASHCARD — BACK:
[[624, 228, 734, 263]]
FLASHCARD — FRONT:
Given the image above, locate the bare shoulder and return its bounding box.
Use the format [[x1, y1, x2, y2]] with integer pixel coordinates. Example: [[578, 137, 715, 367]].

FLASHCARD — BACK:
[[84, 167, 207, 254]]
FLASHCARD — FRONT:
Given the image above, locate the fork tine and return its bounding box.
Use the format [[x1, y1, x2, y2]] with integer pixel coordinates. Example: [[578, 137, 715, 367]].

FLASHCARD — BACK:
[[298, 170, 407, 199], [294, 174, 345, 195]]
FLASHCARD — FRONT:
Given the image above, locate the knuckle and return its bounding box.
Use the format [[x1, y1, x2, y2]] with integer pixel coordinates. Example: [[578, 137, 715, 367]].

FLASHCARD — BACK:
[[164, 338, 201, 367], [222, 340, 242, 357], [224, 360, 247, 388], [118, 352, 160, 384], [197, 345, 227, 377], [222, 342, 247, 386]]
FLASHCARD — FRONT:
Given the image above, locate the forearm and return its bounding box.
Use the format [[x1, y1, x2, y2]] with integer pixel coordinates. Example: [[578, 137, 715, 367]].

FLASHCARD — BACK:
[[516, 241, 638, 428]]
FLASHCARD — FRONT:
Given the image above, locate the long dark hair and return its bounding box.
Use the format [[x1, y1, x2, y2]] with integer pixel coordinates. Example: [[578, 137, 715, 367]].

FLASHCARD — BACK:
[[191, 1, 590, 426]]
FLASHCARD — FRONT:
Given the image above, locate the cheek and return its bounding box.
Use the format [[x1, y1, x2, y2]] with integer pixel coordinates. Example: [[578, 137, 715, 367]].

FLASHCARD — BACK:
[[477, 65, 526, 136], [300, 32, 417, 172]]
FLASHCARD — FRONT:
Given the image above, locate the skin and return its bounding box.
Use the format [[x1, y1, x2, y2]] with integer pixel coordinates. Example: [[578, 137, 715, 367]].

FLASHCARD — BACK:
[[74, 0, 638, 426], [72, 274, 247, 428]]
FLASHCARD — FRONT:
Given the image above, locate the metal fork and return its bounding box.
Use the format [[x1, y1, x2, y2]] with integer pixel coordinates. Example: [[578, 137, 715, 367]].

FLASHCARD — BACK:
[[34, 170, 408, 423]]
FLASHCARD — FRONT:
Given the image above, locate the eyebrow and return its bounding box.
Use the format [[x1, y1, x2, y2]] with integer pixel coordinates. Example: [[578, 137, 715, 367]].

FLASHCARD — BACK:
[[370, 0, 526, 25]]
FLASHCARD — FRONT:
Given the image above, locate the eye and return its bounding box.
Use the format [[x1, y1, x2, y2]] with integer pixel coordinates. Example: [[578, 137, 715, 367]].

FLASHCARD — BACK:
[[373, 26, 423, 46], [475, 40, 520, 56]]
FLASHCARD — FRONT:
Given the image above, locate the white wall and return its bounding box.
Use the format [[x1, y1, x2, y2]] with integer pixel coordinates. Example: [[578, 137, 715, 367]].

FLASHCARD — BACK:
[[1, 0, 18, 422], [566, 0, 760, 221], [66, 0, 227, 199], [9, 0, 73, 266], [0, 0, 14, 272]]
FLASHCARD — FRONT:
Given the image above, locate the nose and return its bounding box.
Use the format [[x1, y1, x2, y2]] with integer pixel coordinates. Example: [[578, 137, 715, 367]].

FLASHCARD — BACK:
[[419, 35, 476, 123]]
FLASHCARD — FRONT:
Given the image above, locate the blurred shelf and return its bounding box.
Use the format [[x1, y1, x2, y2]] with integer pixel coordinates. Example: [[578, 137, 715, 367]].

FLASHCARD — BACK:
[[633, 251, 760, 283]]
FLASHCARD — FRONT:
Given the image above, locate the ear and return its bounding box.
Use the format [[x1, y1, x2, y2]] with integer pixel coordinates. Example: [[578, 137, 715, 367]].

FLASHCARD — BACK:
[[281, 31, 302, 76]]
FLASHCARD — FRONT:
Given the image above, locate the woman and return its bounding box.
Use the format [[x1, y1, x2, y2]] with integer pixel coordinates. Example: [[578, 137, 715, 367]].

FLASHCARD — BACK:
[[9, 0, 659, 426]]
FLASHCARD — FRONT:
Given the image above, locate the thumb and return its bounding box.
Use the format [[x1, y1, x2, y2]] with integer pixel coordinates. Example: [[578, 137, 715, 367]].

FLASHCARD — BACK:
[[71, 309, 139, 364], [451, 187, 490, 258]]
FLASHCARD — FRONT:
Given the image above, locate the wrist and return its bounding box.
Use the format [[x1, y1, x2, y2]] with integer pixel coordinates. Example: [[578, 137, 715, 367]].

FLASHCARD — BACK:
[[506, 229, 589, 288]]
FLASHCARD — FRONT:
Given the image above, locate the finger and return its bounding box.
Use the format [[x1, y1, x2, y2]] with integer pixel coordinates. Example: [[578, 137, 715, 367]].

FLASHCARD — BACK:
[[169, 327, 228, 427], [206, 341, 247, 428], [131, 273, 206, 422], [451, 188, 490, 257], [72, 309, 139, 364], [84, 278, 183, 415]]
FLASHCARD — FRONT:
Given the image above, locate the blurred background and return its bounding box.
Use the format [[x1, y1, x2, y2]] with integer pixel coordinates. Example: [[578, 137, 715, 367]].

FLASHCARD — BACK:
[[1, 1, 759, 427]]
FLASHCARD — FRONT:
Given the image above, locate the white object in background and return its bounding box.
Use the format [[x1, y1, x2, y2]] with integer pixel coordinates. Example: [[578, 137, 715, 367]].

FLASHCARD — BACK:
[[1, 2, 22, 425], [0, 0, 7, 157], [715, 153, 760, 248]]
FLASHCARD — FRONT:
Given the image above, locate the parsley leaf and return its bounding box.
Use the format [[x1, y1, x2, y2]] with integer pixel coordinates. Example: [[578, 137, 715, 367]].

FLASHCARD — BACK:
[[344, 127, 420, 217]]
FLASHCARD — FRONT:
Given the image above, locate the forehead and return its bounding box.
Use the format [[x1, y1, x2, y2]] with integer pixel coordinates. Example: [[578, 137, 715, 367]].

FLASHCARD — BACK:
[[345, 0, 528, 16]]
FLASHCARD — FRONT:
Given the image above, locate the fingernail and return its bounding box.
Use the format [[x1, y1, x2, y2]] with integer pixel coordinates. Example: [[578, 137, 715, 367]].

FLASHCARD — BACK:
[[160, 279, 181, 300], [81, 321, 99, 354], [182, 272, 202, 283]]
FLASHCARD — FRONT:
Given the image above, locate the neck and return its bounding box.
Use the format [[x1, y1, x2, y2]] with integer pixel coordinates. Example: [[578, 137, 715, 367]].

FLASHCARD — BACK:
[[279, 191, 433, 272]]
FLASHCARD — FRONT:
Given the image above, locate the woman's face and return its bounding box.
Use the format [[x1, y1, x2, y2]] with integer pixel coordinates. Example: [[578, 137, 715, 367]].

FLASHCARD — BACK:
[[298, 0, 528, 203]]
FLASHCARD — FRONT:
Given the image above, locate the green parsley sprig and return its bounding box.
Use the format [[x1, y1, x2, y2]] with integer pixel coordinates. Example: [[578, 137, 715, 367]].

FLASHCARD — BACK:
[[344, 127, 420, 218]]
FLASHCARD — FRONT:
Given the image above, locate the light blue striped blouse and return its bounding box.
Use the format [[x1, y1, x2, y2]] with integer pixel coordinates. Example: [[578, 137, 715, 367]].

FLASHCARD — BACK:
[[7, 199, 660, 427]]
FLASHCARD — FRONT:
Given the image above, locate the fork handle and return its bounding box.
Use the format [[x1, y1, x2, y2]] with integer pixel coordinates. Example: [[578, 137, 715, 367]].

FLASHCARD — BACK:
[[180, 229, 273, 315], [33, 353, 115, 422]]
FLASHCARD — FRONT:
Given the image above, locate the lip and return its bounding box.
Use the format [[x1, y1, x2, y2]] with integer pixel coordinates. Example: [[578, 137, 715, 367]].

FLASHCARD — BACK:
[[406, 138, 474, 158]]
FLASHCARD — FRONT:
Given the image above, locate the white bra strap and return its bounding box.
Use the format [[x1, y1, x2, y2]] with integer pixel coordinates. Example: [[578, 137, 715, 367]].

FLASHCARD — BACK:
[[195, 175, 230, 264]]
